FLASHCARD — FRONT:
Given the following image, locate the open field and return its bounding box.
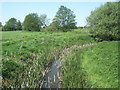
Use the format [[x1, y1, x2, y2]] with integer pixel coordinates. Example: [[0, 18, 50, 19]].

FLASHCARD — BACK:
[[1, 1, 119, 88], [1, 29, 118, 88], [1, 29, 95, 87]]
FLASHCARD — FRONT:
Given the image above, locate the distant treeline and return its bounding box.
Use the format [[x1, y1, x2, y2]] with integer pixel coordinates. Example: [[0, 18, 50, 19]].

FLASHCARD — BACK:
[[1, 5, 77, 32], [1, 2, 119, 41]]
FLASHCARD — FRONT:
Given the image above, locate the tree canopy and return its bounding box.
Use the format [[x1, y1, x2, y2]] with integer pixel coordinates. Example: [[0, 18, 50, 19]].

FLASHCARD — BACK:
[[0, 22, 2, 27], [54, 5, 77, 31], [17, 20, 22, 30], [3, 18, 17, 31], [23, 13, 42, 31], [87, 2, 119, 41], [39, 14, 49, 28], [2, 5, 77, 32]]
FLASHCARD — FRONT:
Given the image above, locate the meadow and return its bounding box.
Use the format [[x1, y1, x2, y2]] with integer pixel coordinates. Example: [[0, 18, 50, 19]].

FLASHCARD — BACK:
[[1, 29, 95, 87], [1, 2, 118, 88], [1, 29, 118, 88], [60, 41, 118, 88]]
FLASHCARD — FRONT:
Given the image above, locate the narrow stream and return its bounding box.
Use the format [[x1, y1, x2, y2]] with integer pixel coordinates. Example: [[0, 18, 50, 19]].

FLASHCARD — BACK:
[[41, 58, 61, 88]]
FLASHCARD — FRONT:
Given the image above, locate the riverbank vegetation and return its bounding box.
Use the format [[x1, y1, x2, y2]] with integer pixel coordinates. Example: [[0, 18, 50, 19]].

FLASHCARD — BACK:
[[1, 29, 95, 87], [60, 2, 119, 88], [1, 1, 119, 88], [60, 41, 118, 88]]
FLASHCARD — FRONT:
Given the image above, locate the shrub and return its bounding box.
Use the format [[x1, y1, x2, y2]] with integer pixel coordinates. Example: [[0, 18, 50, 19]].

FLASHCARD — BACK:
[[87, 2, 119, 41], [2, 60, 24, 79]]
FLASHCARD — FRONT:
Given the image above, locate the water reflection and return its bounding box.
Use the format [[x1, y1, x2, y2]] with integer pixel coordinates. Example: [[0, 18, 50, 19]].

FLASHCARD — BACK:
[[41, 59, 61, 88]]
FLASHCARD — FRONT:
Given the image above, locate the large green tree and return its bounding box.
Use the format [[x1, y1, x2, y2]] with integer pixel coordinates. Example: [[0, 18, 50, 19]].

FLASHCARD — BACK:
[[87, 2, 119, 41], [23, 13, 42, 31], [54, 5, 77, 31], [3, 18, 17, 31]]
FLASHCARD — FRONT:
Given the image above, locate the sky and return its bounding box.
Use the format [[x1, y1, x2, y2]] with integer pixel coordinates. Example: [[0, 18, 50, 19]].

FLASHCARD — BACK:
[[0, 0, 117, 26]]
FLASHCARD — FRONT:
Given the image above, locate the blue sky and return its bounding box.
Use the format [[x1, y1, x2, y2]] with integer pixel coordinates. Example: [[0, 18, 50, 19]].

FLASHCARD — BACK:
[[0, 2, 110, 26]]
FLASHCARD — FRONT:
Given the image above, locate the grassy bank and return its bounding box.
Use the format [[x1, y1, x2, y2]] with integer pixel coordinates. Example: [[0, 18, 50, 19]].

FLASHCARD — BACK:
[[1, 29, 95, 88], [61, 41, 118, 88]]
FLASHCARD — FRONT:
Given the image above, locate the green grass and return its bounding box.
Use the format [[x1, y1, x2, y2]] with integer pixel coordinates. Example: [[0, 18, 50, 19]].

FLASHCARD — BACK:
[[1, 29, 95, 88], [81, 41, 118, 88], [61, 41, 118, 88], [2, 29, 118, 88]]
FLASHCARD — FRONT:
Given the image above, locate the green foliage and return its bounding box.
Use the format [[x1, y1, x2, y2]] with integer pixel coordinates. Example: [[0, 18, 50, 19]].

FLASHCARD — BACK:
[[81, 41, 118, 88], [41, 21, 59, 31], [60, 43, 95, 88], [77, 26, 84, 29], [23, 13, 42, 31], [61, 41, 118, 88], [3, 18, 17, 31], [42, 5, 77, 32], [0, 27, 2, 31], [61, 23, 77, 32], [2, 18, 23, 31], [2, 60, 24, 79], [0, 22, 2, 27], [61, 48, 83, 88], [54, 5, 77, 31], [2, 29, 94, 87], [87, 2, 119, 41], [39, 14, 49, 28], [16, 20, 22, 30]]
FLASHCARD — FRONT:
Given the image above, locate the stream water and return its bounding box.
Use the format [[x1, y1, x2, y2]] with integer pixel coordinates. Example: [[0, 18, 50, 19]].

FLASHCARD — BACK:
[[41, 58, 61, 88], [41, 43, 97, 88]]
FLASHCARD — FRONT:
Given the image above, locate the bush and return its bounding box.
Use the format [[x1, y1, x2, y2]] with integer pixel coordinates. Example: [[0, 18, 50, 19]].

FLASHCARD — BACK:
[[41, 21, 59, 31], [2, 60, 25, 79], [87, 2, 119, 41]]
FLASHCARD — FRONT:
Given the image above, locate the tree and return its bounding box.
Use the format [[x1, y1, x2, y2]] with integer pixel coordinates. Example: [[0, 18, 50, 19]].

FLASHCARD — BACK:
[[49, 20, 60, 30], [87, 2, 119, 41], [0, 22, 2, 31], [0, 22, 2, 27], [17, 20, 22, 30], [3, 18, 17, 31], [54, 5, 77, 31], [39, 14, 49, 28], [23, 13, 42, 31], [41, 20, 59, 31]]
